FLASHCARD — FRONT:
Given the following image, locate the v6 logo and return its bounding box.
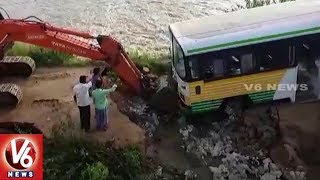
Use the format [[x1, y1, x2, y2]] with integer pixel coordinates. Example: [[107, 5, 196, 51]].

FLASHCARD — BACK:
[[5, 138, 37, 170]]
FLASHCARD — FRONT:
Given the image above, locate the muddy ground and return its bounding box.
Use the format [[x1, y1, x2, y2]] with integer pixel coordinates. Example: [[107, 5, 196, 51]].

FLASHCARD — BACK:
[[275, 102, 320, 180], [0, 67, 145, 147], [1, 67, 320, 179]]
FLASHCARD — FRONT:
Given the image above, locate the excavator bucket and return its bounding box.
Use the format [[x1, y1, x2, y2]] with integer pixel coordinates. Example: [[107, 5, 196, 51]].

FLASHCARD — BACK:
[[97, 35, 145, 94]]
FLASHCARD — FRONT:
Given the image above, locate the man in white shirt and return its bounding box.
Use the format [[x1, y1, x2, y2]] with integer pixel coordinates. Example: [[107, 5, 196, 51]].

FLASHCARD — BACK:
[[73, 75, 92, 132]]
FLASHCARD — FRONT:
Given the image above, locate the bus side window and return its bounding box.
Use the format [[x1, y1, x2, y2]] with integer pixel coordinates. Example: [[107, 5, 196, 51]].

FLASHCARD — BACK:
[[202, 58, 224, 79], [203, 59, 215, 79], [258, 42, 290, 71], [213, 59, 224, 77], [241, 53, 254, 74], [226, 56, 241, 76]]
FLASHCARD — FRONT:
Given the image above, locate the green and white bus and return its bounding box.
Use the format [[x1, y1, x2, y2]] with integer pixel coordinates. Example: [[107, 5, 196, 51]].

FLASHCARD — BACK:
[[169, 0, 320, 114]]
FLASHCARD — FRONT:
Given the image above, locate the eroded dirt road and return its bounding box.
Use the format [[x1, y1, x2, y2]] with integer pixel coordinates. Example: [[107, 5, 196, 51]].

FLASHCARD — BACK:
[[0, 67, 145, 148]]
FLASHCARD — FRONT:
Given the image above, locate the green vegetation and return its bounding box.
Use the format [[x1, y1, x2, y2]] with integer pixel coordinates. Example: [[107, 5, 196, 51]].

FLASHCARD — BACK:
[[105, 71, 119, 82], [41, 121, 151, 180], [128, 49, 170, 75], [245, 0, 295, 8], [44, 137, 146, 180], [81, 162, 109, 180], [7, 43, 170, 75], [6, 43, 90, 67]]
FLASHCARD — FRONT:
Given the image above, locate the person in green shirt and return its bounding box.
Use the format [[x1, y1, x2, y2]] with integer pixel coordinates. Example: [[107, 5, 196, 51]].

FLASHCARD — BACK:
[[92, 79, 117, 131]]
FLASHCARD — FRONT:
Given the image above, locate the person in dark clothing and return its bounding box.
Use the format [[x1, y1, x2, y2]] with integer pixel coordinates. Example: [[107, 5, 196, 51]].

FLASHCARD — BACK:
[[92, 67, 101, 88], [73, 75, 92, 132], [89, 67, 101, 96]]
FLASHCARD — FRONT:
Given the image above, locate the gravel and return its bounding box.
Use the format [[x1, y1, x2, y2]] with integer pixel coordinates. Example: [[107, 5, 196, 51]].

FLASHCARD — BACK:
[[179, 106, 307, 180]]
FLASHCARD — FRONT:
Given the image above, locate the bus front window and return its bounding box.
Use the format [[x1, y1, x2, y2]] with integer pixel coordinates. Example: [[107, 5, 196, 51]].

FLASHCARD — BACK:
[[173, 38, 186, 79]]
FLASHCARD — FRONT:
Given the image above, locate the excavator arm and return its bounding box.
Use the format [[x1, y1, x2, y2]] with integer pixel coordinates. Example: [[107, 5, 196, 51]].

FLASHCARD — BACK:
[[0, 15, 147, 94]]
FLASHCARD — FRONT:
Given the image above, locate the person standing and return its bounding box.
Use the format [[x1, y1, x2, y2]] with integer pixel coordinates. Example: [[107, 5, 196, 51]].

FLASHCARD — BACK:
[[73, 75, 92, 132], [92, 79, 117, 131], [89, 67, 101, 96]]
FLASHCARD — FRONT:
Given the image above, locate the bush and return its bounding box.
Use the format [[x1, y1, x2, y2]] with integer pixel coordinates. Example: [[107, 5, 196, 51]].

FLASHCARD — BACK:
[[104, 146, 143, 180], [30, 50, 66, 67], [128, 49, 170, 75], [44, 137, 96, 180], [44, 138, 146, 180], [81, 162, 109, 180], [44, 121, 147, 180]]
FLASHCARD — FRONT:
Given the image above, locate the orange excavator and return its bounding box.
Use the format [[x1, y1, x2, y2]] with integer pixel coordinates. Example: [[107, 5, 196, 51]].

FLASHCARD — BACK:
[[0, 11, 149, 107]]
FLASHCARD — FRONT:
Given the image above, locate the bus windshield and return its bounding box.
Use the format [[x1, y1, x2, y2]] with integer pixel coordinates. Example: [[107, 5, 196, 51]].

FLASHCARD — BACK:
[[172, 37, 186, 79]]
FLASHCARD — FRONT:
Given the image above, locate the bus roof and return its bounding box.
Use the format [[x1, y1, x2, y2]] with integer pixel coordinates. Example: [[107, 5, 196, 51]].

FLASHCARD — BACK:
[[169, 0, 320, 56]]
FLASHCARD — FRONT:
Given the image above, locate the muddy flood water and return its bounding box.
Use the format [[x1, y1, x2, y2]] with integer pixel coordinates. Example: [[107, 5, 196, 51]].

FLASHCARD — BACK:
[[1, 0, 245, 54]]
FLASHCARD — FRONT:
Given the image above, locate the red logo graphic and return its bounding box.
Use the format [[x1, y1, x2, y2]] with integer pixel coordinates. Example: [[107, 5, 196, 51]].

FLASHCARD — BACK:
[[0, 134, 43, 180], [5, 138, 37, 170]]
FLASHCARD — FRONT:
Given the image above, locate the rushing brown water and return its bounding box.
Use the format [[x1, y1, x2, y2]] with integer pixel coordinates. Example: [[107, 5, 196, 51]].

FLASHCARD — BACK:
[[0, 0, 245, 54]]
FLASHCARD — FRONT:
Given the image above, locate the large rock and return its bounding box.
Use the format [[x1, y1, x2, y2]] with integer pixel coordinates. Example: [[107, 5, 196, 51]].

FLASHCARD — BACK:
[[142, 67, 150, 73]]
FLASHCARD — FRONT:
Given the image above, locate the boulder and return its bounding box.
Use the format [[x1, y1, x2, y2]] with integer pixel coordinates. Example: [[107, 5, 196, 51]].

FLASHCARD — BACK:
[[142, 66, 150, 73]]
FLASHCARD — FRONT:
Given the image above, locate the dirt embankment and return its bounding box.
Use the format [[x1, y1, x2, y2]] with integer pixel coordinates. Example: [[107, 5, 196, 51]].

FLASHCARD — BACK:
[[0, 67, 146, 148]]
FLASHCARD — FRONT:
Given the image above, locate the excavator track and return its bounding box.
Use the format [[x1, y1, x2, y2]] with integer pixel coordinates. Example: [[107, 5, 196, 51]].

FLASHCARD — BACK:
[[0, 83, 23, 107], [0, 56, 36, 77], [0, 56, 35, 107]]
